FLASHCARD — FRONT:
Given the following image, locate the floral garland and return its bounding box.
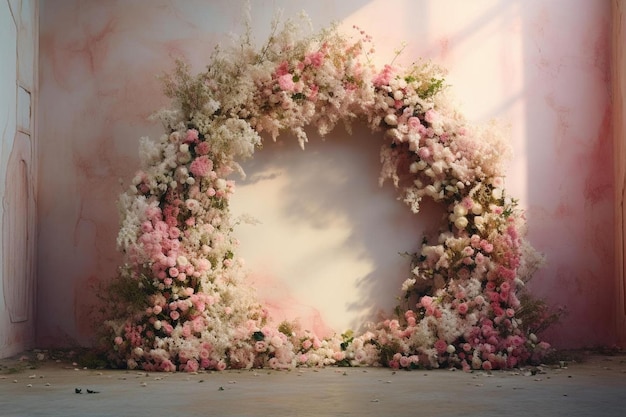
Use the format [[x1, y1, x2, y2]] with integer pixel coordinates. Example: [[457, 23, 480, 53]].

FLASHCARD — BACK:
[[102, 14, 556, 372]]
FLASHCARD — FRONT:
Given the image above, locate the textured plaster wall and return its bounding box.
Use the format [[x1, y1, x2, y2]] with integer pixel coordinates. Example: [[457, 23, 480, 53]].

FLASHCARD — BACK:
[[0, 0, 38, 358], [37, 0, 616, 348], [613, 0, 626, 346]]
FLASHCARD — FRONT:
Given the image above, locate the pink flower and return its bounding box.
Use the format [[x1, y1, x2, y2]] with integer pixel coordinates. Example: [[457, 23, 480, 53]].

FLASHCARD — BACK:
[[424, 109, 439, 124], [420, 295, 433, 307], [418, 147, 431, 159], [216, 360, 227, 371], [255, 341, 267, 353], [407, 116, 422, 130], [114, 336, 123, 345], [434, 339, 447, 354], [278, 74, 295, 91], [482, 360, 493, 371], [304, 51, 324, 67], [373, 64, 394, 87], [183, 359, 199, 372], [161, 360, 176, 372], [275, 61, 289, 76], [141, 221, 153, 233], [170, 310, 180, 320], [457, 302, 469, 315], [195, 141, 211, 155], [190, 155, 213, 178], [185, 129, 199, 144], [399, 356, 411, 368], [307, 84, 319, 100]]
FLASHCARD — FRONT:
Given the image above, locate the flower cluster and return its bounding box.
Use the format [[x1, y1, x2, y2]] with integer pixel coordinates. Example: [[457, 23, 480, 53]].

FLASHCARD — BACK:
[[102, 12, 556, 372]]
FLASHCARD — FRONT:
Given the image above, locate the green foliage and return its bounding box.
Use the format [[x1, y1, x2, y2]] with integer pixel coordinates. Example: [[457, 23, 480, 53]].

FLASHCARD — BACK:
[[516, 291, 566, 336]]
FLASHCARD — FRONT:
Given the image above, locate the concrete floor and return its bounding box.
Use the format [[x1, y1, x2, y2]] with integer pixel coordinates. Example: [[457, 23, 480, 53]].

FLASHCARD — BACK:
[[1, 352, 625, 417]]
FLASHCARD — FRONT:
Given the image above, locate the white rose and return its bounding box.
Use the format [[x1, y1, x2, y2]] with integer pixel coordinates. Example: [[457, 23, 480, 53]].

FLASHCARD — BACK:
[[384, 114, 398, 126], [215, 178, 227, 190], [453, 204, 468, 217], [454, 216, 468, 229]]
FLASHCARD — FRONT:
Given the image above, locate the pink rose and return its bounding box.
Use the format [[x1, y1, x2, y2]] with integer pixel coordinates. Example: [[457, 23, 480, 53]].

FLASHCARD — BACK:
[[434, 339, 447, 354], [216, 360, 227, 371], [399, 356, 411, 368], [278, 74, 295, 91], [425, 109, 439, 124], [457, 302, 469, 315], [407, 116, 422, 130], [420, 295, 433, 307], [255, 341, 267, 353]]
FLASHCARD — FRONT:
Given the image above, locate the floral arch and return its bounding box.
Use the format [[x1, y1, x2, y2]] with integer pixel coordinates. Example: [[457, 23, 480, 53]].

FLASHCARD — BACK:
[[102, 15, 553, 372]]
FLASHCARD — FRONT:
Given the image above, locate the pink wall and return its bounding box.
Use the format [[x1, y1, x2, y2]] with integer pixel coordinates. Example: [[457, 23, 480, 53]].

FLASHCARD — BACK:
[[37, 0, 617, 348], [613, 0, 626, 346]]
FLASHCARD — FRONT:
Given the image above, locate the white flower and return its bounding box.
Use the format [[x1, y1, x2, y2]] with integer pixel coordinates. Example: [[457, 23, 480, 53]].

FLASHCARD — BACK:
[[454, 216, 468, 229], [215, 179, 227, 190], [453, 204, 468, 217], [471, 203, 483, 215], [384, 114, 398, 126]]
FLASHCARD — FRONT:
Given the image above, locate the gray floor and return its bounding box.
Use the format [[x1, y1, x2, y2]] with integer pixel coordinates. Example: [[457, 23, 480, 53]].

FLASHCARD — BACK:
[[1, 353, 625, 417]]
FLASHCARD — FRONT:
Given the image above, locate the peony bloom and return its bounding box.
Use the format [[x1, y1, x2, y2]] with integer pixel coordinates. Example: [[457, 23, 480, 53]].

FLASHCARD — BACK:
[[189, 155, 213, 178]]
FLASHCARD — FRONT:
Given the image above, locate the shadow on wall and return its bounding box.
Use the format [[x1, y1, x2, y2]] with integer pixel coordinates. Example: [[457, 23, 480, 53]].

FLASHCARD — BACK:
[[232, 123, 446, 334]]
